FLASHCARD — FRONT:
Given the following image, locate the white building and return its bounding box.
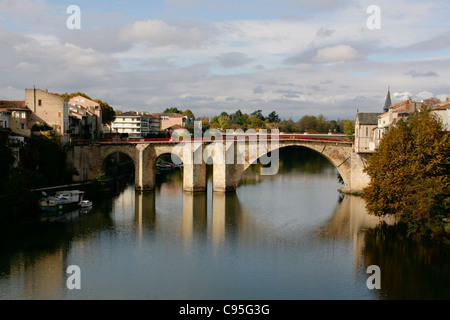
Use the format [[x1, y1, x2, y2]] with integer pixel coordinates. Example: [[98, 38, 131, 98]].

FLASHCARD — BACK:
[[111, 111, 158, 138], [431, 99, 450, 132]]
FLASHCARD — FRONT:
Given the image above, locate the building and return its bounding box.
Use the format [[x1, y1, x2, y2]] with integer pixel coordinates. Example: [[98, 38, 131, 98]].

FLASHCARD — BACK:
[[431, 98, 450, 132], [67, 103, 99, 139], [151, 113, 193, 131], [375, 98, 423, 148], [355, 112, 381, 153], [25, 88, 70, 144], [111, 111, 158, 138], [68, 95, 102, 138], [0, 100, 32, 137]]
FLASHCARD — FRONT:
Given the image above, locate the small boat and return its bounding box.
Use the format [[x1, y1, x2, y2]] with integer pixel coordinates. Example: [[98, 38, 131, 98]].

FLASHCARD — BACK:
[[39, 190, 85, 212], [78, 200, 93, 208]]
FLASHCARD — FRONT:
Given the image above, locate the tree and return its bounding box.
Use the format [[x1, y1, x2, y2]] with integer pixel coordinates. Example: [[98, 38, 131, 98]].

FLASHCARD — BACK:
[[362, 108, 450, 243], [247, 115, 264, 129], [342, 120, 355, 138], [229, 110, 248, 126], [251, 110, 265, 121], [94, 99, 115, 128], [183, 109, 195, 119], [267, 111, 281, 123], [278, 119, 297, 133], [164, 107, 182, 114]]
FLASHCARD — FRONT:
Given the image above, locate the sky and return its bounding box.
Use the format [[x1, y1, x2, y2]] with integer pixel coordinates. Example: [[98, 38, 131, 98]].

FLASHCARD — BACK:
[[1, 0, 449, 120]]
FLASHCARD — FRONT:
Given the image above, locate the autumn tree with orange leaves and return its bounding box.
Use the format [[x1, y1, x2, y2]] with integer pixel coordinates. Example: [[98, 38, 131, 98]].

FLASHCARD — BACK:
[[362, 107, 450, 244]]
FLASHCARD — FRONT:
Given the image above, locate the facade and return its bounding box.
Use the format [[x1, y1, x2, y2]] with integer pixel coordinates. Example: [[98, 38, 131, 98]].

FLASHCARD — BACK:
[[431, 98, 450, 132], [25, 88, 70, 144], [355, 112, 381, 153], [375, 99, 423, 148], [0, 100, 32, 137], [151, 113, 193, 131], [67, 103, 99, 139], [68, 96, 102, 138], [112, 111, 158, 138]]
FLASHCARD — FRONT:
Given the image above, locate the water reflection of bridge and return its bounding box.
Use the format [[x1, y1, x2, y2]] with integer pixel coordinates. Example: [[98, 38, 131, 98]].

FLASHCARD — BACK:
[[133, 190, 396, 255]]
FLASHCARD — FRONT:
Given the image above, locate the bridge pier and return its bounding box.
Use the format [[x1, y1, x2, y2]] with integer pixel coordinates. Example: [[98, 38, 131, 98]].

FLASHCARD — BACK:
[[135, 144, 156, 191], [67, 138, 371, 195]]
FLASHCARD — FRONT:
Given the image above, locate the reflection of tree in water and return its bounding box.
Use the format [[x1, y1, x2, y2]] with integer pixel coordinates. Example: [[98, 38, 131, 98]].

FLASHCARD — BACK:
[[362, 224, 450, 299]]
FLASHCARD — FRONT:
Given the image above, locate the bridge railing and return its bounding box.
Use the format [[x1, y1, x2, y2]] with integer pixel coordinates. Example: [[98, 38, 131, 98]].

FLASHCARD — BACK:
[[69, 134, 353, 145]]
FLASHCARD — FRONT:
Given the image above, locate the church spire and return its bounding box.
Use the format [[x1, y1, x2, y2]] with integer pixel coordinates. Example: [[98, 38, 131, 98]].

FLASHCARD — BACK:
[[383, 86, 392, 112]]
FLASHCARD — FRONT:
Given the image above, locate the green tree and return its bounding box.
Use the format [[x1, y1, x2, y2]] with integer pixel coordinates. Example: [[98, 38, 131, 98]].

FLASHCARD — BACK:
[[247, 115, 264, 129], [218, 112, 230, 129], [362, 108, 450, 243], [251, 110, 265, 121], [183, 109, 195, 119], [342, 120, 355, 138], [229, 110, 248, 126], [164, 107, 182, 114], [278, 119, 297, 133], [267, 111, 281, 123], [94, 99, 115, 128]]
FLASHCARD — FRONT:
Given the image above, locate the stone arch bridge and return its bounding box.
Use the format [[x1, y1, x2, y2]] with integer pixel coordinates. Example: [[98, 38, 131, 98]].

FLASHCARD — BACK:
[[66, 137, 370, 193]]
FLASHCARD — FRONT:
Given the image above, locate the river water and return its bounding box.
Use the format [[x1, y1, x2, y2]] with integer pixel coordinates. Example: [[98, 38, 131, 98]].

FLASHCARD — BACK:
[[0, 147, 448, 300]]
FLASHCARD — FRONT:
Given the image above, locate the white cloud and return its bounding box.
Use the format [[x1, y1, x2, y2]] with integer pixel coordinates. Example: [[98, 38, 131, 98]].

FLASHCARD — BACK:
[[313, 45, 363, 63], [393, 91, 413, 101], [119, 19, 209, 48]]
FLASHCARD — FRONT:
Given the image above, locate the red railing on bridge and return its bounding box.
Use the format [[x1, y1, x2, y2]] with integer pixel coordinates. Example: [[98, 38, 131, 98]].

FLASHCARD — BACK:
[[70, 134, 353, 145]]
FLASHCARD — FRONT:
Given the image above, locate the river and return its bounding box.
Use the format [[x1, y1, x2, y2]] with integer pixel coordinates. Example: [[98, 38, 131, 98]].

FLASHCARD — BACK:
[[0, 147, 448, 300]]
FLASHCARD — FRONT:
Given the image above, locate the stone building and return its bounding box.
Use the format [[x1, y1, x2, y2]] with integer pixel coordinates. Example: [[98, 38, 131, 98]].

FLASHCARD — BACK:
[[25, 88, 70, 144], [355, 112, 380, 153]]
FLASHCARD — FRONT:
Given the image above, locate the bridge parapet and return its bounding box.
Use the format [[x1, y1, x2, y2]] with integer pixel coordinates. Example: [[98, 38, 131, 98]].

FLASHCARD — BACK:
[[67, 137, 368, 194]]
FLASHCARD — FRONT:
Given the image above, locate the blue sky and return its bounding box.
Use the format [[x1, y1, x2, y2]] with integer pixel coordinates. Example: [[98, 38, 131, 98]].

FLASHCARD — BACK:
[[1, 0, 449, 120]]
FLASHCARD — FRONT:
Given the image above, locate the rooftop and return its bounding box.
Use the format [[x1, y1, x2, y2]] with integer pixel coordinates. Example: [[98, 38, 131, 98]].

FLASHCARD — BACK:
[[356, 112, 381, 125], [116, 111, 156, 118], [0, 100, 30, 112], [151, 112, 186, 118]]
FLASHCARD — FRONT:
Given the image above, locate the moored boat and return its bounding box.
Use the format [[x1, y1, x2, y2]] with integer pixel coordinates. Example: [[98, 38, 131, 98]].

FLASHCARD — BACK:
[[79, 200, 93, 207], [39, 190, 85, 212]]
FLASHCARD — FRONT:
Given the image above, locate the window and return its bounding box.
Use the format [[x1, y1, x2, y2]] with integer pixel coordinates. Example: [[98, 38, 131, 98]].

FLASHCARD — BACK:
[[38, 100, 42, 106], [21, 112, 26, 119], [366, 127, 369, 136]]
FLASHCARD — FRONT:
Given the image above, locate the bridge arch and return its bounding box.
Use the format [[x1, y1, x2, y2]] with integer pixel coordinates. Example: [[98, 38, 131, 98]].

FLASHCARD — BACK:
[[232, 139, 353, 191]]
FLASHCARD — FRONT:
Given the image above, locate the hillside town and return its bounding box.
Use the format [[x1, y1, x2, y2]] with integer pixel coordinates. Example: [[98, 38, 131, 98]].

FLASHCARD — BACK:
[[0, 88, 195, 144], [1, 87, 449, 150]]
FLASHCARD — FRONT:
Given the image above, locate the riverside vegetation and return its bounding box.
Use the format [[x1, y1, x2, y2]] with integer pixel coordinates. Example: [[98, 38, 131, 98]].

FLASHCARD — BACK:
[[362, 108, 450, 244]]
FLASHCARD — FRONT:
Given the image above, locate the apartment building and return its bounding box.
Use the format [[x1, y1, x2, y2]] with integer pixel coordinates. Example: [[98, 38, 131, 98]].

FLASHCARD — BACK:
[[151, 113, 193, 131], [112, 111, 158, 138]]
